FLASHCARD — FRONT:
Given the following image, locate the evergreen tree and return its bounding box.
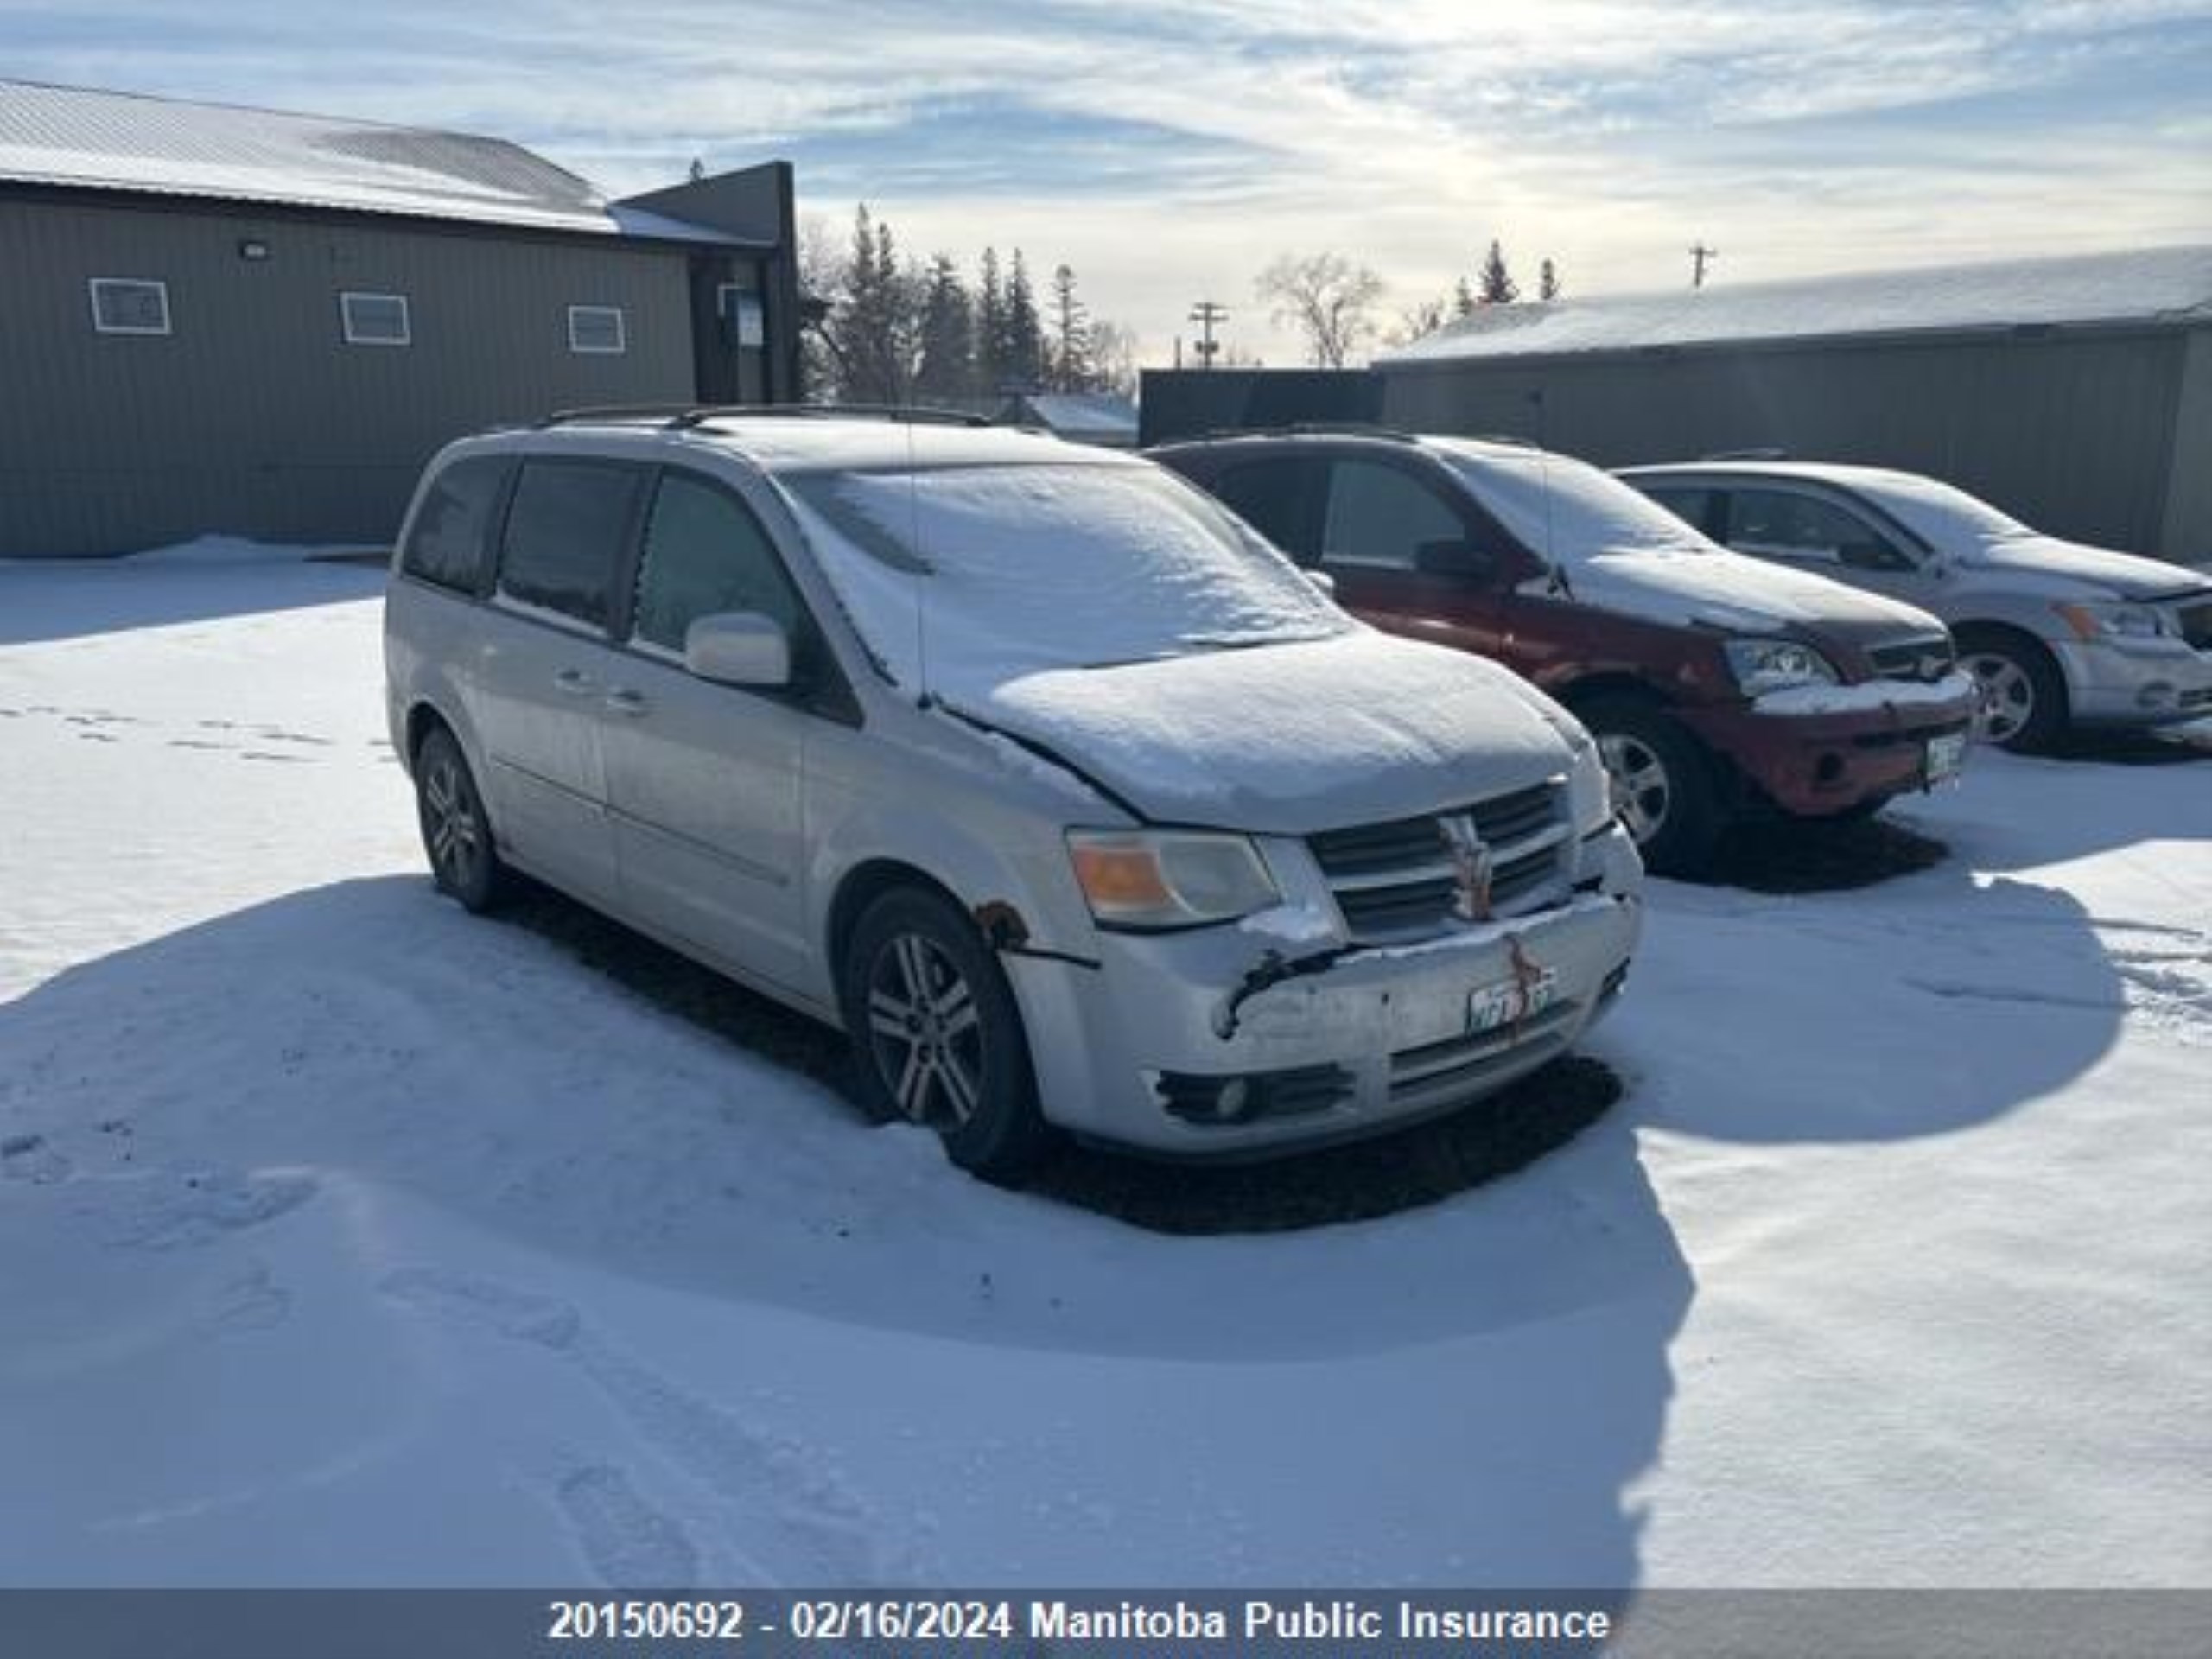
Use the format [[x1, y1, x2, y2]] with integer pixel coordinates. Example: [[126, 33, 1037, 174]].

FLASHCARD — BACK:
[[1539, 257, 1560, 302], [1003, 249, 1044, 390], [1046, 263, 1093, 391], [1452, 276, 1477, 318], [913, 253, 975, 403], [976, 246, 1006, 394], [1478, 239, 1518, 304]]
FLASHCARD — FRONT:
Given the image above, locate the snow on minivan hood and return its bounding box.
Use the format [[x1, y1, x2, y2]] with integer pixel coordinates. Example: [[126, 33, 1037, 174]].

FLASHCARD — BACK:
[[1427, 440, 1942, 637], [778, 456, 1576, 833]]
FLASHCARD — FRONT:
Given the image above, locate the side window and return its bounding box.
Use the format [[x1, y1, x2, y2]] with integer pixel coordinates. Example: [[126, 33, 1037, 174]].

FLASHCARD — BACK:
[[1321, 459, 1466, 570], [1640, 486, 1716, 537], [632, 473, 805, 656], [496, 460, 644, 629], [1211, 459, 1319, 563], [1726, 489, 1913, 572], [399, 456, 509, 594]]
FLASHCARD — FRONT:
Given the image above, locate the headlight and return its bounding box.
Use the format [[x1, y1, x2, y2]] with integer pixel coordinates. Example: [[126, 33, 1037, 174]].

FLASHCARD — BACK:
[[2055, 601, 2171, 642], [1567, 741, 1615, 836], [1066, 830, 1280, 930], [1724, 638, 1840, 696]]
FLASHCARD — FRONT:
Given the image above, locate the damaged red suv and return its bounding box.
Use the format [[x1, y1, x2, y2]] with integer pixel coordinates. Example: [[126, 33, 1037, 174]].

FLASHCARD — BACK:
[[1152, 430, 1977, 874]]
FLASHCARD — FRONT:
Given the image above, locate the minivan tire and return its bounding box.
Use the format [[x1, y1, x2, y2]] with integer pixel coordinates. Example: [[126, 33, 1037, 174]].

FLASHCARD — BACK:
[[415, 725, 509, 913], [840, 886, 1050, 1182], [1580, 698, 1724, 877], [1955, 626, 2067, 752]]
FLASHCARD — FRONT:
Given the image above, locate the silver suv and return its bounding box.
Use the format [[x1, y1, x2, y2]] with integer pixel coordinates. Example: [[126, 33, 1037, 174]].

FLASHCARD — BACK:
[[384, 411, 1643, 1179], [1620, 461, 2212, 749]]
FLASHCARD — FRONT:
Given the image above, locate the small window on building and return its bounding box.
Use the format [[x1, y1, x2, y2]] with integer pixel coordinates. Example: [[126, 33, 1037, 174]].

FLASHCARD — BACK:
[[400, 455, 512, 594], [340, 291, 411, 346], [89, 278, 171, 336], [568, 305, 626, 354], [715, 284, 765, 347]]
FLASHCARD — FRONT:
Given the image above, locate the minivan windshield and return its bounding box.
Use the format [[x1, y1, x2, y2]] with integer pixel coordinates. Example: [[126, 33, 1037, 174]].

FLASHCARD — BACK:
[[780, 461, 1349, 695], [1427, 440, 1718, 566]]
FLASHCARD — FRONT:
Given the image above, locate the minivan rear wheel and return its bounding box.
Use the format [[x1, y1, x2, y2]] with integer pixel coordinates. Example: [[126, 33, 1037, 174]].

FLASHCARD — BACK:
[[841, 887, 1049, 1183], [415, 726, 508, 912], [1582, 699, 1724, 877]]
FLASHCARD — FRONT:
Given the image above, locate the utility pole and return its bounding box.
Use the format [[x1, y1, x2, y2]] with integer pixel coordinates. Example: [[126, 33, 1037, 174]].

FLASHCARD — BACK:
[[1188, 300, 1228, 369], [1688, 242, 1719, 289]]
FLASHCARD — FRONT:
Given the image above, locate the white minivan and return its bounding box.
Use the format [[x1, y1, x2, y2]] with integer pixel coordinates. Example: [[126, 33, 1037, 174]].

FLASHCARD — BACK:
[[385, 410, 1643, 1179]]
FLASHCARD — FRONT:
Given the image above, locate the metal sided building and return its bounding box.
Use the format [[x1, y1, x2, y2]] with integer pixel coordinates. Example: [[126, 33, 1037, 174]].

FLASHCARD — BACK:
[[1376, 246, 2212, 564], [0, 79, 804, 556]]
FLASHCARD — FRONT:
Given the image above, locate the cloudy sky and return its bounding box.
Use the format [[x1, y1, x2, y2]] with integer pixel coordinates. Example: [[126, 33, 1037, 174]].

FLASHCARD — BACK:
[[6, 1, 2209, 361]]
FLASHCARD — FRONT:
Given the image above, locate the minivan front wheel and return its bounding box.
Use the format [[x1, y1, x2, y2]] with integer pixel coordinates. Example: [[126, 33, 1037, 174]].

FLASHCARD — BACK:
[[415, 726, 507, 912], [841, 887, 1048, 1182]]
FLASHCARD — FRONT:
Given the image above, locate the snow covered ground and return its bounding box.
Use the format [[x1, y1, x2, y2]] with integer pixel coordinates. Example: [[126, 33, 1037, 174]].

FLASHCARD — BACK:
[[2, 549, 2208, 1591]]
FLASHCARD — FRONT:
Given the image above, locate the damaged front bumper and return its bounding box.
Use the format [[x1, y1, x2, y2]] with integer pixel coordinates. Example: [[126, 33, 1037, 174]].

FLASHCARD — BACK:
[[1002, 822, 1643, 1159]]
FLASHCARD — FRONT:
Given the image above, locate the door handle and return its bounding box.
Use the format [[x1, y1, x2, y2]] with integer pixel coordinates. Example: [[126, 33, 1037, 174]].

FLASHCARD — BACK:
[[553, 669, 595, 696], [604, 689, 649, 717]]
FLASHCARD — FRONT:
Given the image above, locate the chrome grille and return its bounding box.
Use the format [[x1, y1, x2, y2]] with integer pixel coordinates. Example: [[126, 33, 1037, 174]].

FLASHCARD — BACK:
[[1309, 778, 1571, 944], [1866, 633, 1955, 683]]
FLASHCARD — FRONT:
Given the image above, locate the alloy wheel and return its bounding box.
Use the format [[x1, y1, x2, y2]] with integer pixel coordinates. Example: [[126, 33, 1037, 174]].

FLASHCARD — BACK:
[[1598, 732, 1672, 846], [865, 932, 985, 1128], [421, 752, 485, 890], [1961, 652, 2034, 746]]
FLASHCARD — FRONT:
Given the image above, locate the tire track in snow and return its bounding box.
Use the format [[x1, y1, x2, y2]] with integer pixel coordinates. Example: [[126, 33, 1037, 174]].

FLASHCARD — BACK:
[[378, 1268, 913, 1588]]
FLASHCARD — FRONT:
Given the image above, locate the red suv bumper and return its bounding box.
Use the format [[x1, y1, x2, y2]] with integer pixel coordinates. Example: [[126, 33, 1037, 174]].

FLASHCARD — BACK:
[[1680, 692, 1975, 818]]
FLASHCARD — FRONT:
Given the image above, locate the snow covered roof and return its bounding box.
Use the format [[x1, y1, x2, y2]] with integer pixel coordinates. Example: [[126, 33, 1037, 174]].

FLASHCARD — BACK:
[[1380, 245, 2212, 366], [1005, 391, 1141, 441], [0, 79, 753, 245]]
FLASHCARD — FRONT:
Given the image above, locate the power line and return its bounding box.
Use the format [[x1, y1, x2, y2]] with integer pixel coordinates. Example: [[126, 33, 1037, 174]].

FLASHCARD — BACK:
[[1688, 243, 1719, 289], [1187, 300, 1228, 369]]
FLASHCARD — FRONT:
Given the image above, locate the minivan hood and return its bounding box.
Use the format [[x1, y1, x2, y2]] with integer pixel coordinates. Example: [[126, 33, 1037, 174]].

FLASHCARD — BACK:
[[969, 631, 1575, 836], [1563, 545, 1942, 639], [1955, 532, 2209, 601]]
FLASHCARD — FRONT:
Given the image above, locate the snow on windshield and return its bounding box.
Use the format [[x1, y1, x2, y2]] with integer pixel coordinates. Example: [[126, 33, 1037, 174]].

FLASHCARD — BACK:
[[779, 462, 1347, 697], [1427, 441, 1717, 566], [1848, 472, 2032, 547]]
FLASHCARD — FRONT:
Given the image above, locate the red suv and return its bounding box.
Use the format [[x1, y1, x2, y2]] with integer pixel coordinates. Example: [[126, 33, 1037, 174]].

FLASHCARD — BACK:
[[1152, 430, 1977, 874]]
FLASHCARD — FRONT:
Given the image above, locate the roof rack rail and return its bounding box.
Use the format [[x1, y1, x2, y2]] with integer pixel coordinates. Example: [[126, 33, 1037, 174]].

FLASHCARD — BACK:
[[1462, 431, 1541, 449], [1700, 446, 1790, 461], [537, 402, 995, 430]]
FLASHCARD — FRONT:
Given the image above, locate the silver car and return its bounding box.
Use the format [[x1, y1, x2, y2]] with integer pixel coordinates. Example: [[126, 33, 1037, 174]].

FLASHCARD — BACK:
[[385, 412, 1643, 1179], [1619, 461, 2212, 749]]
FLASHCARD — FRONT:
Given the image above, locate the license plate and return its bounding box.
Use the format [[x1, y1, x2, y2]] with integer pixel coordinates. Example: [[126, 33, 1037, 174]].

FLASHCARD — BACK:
[[1469, 968, 1559, 1036], [1925, 731, 1967, 785]]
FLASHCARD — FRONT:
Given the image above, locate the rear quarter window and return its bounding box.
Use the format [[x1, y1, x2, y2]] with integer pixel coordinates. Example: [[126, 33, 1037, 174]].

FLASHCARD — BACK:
[[399, 455, 511, 594], [495, 459, 647, 629]]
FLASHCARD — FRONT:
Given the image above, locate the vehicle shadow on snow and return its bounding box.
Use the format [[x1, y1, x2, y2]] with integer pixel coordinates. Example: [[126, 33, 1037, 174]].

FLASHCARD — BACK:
[[1692, 814, 1951, 895], [4, 871, 1694, 1585], [0, 556, 381, 646]]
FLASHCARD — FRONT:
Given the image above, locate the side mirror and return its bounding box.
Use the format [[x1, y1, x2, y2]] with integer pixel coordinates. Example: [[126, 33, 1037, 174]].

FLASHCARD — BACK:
[[1306, 569, 1338, 597], [1414, 538, 1493, 580], [684, 612, 791, 688]]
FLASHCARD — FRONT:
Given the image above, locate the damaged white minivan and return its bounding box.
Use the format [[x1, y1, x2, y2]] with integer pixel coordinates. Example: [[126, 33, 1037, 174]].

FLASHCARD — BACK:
[[384, 412, 1643, 1179]]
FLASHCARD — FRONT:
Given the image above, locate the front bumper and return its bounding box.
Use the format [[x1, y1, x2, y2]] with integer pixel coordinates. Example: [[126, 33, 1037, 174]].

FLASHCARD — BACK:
[[2054, 636, 2212, 726], [1681, 689, 1975, 818], [1004, 823, 1643, 1159]]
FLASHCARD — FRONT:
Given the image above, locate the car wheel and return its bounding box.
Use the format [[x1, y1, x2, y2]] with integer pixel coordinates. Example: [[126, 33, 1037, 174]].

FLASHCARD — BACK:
[[841, 886, 1049, 1182], [415, 726, 507, 912], [1582, 700, 1724, 877], [1955, 627, 2067, 751]]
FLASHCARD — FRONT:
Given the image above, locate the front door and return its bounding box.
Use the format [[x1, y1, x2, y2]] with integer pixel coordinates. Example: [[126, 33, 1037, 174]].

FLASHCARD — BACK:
[[599, 468, 814, 994]]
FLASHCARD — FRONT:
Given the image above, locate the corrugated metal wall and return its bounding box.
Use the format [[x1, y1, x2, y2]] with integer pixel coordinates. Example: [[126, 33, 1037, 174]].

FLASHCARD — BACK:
[[1380, 329, 2201, 560], [0, 195, 698, 555]]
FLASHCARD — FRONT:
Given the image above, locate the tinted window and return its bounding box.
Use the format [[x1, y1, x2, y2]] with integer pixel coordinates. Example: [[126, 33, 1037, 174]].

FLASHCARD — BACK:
[[496, 460, 644, 627], [400, 455, 508, 593], [633, 474, 804, 653], [1211, 459, 1319, 562], [1322, 459, 1465, 569], [1726, 488, 1913, 571], [1639, 485, 1714, 537]]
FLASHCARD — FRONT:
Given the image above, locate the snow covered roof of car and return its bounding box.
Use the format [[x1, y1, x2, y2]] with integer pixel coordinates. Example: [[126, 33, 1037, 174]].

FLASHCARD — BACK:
[[0, 79, 753, 244], [1380, 245, 2212, 365], [526, 414, 1140, 474]]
